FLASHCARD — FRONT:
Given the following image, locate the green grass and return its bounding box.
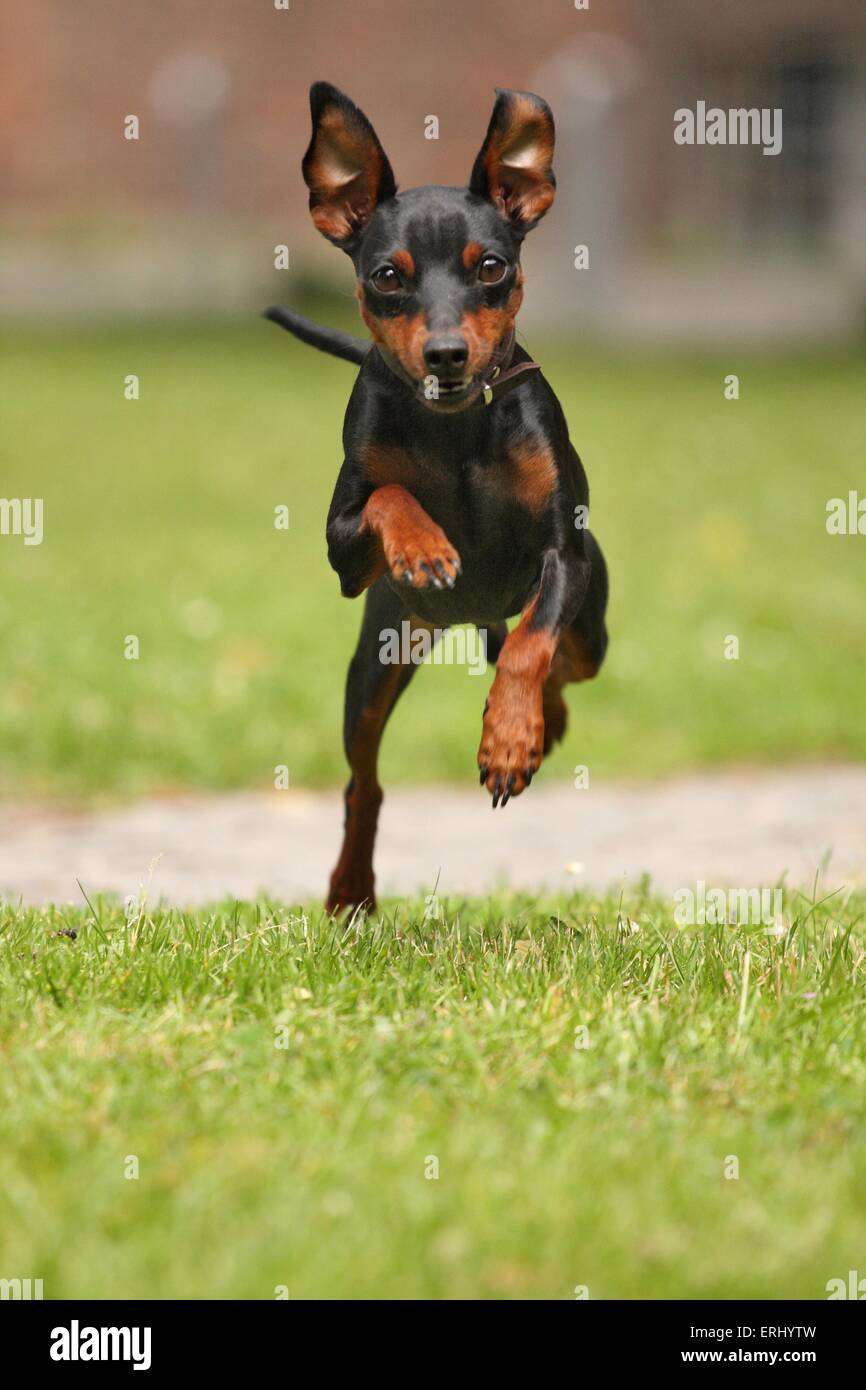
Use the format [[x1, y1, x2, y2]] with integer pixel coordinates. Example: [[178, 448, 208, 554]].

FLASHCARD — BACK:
[[1, 322, 864, 800], [1, 887, 865, 1299]]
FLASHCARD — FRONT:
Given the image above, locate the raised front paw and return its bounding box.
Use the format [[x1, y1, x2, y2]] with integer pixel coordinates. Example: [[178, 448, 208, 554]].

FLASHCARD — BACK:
[[363, 484, 462, 591], [477, 692, 544, 808], [384, 522, 462, 590]]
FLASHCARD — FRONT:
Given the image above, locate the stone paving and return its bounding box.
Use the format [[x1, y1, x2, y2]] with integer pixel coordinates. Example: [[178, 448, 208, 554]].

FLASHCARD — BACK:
[[1, 765, 863, 908]]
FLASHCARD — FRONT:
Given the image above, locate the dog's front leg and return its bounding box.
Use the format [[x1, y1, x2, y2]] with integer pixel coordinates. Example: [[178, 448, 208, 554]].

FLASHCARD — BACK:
[[328, 482, 461, 597], [478, 548, 590, 807]]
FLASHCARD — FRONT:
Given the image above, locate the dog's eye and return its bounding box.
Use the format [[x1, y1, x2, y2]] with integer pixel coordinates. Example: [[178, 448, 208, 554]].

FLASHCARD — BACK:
[[371, 266, 402, 294], [478, 255, 508, 285]]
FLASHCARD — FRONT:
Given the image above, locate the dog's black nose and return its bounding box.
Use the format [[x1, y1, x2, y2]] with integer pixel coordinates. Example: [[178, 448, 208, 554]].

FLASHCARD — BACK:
[[423, 335, 469, 379]]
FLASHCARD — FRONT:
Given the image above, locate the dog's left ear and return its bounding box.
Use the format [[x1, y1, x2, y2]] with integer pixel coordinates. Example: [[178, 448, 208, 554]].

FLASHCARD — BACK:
[[469, 89, 555, 234]]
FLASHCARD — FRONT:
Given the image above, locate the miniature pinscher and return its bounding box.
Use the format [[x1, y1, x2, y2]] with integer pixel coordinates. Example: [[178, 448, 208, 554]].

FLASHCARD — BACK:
[[266, 82, 609, 914]]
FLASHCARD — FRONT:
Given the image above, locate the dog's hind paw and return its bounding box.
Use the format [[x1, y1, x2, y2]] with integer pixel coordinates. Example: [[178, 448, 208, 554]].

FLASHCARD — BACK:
[[325, 877, 376, 917]]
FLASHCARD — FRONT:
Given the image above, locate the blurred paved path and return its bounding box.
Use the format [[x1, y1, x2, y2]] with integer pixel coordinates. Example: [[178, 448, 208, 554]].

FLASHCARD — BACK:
[[1, 766, 863, 908]]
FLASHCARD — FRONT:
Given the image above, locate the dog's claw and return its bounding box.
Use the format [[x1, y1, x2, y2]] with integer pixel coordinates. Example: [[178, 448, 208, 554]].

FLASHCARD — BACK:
[[479, 765, 488, 785], [492, 774, 502, 809], [419, 561, 443, 589], [383, 520, 461, 592]]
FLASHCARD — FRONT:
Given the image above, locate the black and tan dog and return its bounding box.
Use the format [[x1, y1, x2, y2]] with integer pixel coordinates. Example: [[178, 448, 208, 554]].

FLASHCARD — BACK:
[[266, 82, 609, 914]]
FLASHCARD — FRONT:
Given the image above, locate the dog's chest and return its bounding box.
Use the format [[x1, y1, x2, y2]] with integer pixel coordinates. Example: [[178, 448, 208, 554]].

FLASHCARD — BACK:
[[377, 438, 537, 544], [389, 444, 547, 623]]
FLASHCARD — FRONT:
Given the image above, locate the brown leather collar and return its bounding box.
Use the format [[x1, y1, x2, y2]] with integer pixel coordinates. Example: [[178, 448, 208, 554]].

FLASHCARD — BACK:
[[479, 329, 541, 404], [376, 328, 540, 407]]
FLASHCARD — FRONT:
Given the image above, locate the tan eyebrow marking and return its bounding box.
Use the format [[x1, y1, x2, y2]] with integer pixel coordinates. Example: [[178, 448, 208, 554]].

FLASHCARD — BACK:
[[462, 241, 483, 270], [391, 249, 415, 277]]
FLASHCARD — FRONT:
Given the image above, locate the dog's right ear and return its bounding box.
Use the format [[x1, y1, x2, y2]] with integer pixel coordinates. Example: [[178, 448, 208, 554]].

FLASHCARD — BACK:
[[302, 82, 396, 252]]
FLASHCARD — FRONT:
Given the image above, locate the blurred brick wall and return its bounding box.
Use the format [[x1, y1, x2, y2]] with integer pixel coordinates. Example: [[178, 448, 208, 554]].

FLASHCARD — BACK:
[[2, 0, 863, 338], [0, 0, 635, 227]]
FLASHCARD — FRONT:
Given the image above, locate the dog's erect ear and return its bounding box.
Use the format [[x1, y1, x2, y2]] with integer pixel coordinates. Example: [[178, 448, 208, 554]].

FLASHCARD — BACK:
[[302, 82, 396, 251], [469, 89, 555, 233]]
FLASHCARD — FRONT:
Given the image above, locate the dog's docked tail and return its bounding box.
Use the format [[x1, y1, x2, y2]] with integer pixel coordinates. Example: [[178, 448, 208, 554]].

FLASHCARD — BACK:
[[263, 305, 369, 365]]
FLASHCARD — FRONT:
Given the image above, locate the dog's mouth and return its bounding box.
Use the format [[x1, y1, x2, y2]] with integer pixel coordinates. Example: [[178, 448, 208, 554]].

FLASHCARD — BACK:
[[415, 374, 483, 413]]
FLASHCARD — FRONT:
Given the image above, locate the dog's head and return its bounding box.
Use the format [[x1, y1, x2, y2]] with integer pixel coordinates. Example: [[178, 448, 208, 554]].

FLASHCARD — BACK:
[[302, 82, 555, 413]]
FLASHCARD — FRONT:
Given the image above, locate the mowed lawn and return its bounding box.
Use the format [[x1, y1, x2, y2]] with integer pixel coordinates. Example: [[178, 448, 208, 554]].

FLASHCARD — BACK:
[[3, 325, 863, 1304], [1, 322, 864, 800], [1, 887, 864, 1299]]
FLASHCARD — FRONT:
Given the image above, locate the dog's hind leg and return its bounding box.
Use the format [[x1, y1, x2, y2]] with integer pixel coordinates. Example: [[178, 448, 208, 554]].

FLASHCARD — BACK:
[[481, 622, 509, 666], [326, 577, 432, 915], [543, 528, 609, 754]]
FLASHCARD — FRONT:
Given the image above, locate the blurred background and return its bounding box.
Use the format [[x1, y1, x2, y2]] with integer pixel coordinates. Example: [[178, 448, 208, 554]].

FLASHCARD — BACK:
[[1, 0, 864, 803], [3, 0, 865, 338]]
